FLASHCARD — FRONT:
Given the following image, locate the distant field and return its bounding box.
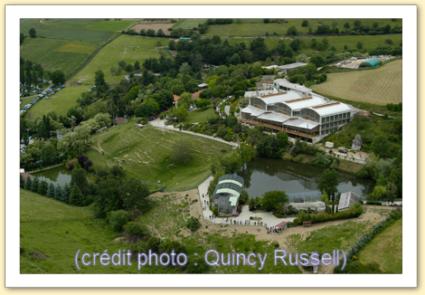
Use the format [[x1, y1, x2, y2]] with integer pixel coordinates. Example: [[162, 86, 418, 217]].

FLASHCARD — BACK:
[[131, 21, 174, 35], [20, 19, 136, 78], [357, 219, 402, 273], [228, 34, 402, 54], [26, 35, 166, 120], [173, 19, 206, 30], [70, 35, 168, 85], [312, 59, 402, 105], [205, 19, 401, 37], [87, 122, 231, 191]]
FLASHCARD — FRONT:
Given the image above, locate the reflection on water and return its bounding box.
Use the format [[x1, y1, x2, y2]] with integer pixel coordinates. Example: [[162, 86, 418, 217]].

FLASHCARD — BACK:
[[34, 166, 71, 187], [244, 159, 370, 201]]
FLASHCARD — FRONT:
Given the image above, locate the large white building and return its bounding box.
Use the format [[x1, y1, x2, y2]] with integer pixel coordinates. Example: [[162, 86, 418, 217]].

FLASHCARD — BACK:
[[240, 79, 356, 143]]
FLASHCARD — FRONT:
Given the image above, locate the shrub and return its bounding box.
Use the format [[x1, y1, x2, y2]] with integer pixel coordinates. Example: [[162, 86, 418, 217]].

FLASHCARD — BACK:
[[186, 217, 201, 232], [293, 203, 363, 225], [124, 221, 149, 241], [108, 210, 130, 232]]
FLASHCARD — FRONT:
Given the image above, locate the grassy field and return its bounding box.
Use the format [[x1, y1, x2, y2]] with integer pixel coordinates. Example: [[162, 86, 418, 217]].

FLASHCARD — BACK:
[[185, 108, 217, 124], [20, 19, 136, 78], [357, 219, 402, 273], [87, 122, 231, 191], [288, 221, 368, 254], [24, 85, 87, 119], [312, 59, 402, 105], [205, 19, 401, 37], [26, 35, 167, 120], [70, 35, 168, 85], [20, 189, 118, 273], [173, 19, 206, 30], [228, 34, 402, 55]]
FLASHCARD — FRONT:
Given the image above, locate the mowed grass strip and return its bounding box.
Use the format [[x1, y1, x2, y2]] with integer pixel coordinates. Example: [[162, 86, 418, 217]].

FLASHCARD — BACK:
[[87, 123, 231, 191], [357, 219, 402, 273], [312, 59, 402, 105]]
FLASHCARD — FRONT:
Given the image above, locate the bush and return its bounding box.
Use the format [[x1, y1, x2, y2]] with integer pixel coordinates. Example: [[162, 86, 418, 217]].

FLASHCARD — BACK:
[[108, 210, 130, 232], [293, 203, 363, 225], [186, 217, 201, 232], [124, 221, 149, 241]]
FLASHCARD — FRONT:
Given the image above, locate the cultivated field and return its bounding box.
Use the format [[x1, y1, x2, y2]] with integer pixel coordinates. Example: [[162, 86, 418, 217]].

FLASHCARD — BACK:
[[228, 34, 402, 55], [131, 21, 174, 35], [357, 219, 402, 273], [205, 19, 401, 37], [172, 19, 206, 30], [20, 19, 136, 78], [26, 35, 167, 120], [312, 59, 402, 105], [87, 122, 232, 191]]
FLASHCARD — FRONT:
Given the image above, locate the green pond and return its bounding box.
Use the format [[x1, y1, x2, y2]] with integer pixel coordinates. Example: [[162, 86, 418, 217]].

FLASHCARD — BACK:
[[244, 159, 371, 201]]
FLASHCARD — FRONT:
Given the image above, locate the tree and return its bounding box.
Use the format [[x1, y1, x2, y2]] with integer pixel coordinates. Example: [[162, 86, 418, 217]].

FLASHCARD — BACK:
[[261, 191, 289, 216], [186, 217, 201, 232], [94, 70, 108, 96], [69, 184, 84, 205], [47, 183, 56, 198], [369, 185, 387, 200], [286, 26, 298, 36], [50, 70, 65, 85], [124, 221, 149, 241], [29, 28, 37, 38], [20, 33, 25, 44], [108, 210, 130, 232], [71, 168, 90, 196], [319, 169, 338, 212], [301, 20, 309, 27], [37, 180, 48, 195]]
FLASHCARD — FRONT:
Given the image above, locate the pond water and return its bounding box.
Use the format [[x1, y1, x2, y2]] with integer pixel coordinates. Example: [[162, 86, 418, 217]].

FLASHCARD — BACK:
[[244, 159, 370, 201], [34, 165, 72, 187]]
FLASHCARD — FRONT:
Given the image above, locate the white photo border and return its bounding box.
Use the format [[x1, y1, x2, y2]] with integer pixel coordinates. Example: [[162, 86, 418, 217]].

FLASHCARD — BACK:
[[5, 4, 417, 288]]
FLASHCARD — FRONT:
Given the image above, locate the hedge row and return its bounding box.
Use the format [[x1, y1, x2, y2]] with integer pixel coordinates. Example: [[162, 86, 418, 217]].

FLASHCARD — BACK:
[[292, 203, 363, 225]]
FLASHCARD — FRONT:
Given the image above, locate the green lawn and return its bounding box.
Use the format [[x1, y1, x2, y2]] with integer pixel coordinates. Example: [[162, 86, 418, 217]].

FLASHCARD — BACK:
[[288, 221, 368, 254], [24, 85, 87, 119], [205, 19, 401, 37], [87, 122, 231, 191], [173, 19, 206, 30], [185, 108, 217, 124], [357, 219, 402, 273], [312, 59, 402, 105], [70, 35, 168, 86], [20, 189, 118, 273]]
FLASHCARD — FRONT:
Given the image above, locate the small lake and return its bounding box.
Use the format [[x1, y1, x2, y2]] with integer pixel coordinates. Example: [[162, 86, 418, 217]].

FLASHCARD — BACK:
[[244, 159, 370, 201], [34, 165, 72, 187]]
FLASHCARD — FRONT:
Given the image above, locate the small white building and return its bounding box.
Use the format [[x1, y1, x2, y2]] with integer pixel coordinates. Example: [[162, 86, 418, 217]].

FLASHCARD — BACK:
[[338, 192, 360, 211]]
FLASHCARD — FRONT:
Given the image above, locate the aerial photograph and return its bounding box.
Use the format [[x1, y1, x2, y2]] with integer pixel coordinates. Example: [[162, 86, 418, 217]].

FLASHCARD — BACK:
[[19, 18, 402, 274]]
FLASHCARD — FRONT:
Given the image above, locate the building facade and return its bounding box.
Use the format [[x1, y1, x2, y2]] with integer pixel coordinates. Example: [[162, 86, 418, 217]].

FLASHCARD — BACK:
[[240, 79, 356, 142], [212, 174, 244, 216]]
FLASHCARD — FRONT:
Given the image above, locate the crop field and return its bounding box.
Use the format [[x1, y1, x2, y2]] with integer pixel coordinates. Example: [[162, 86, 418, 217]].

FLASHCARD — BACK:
[[20, 19, 136, 78], [26, 35, 167, 120], [172, 19, 206, 30], [87, 122, 232, 191], [312, 59, 402, 105], [357, 219, 402, 273], [131, 21, 174, 35], [228, 34, 402, 54], [205, 19, 401, 37], [70, 35, 168, 85]]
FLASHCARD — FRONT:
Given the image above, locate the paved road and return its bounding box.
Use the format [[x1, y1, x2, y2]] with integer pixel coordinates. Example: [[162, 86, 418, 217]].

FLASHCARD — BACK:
[[149, 118, 239, 148]]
